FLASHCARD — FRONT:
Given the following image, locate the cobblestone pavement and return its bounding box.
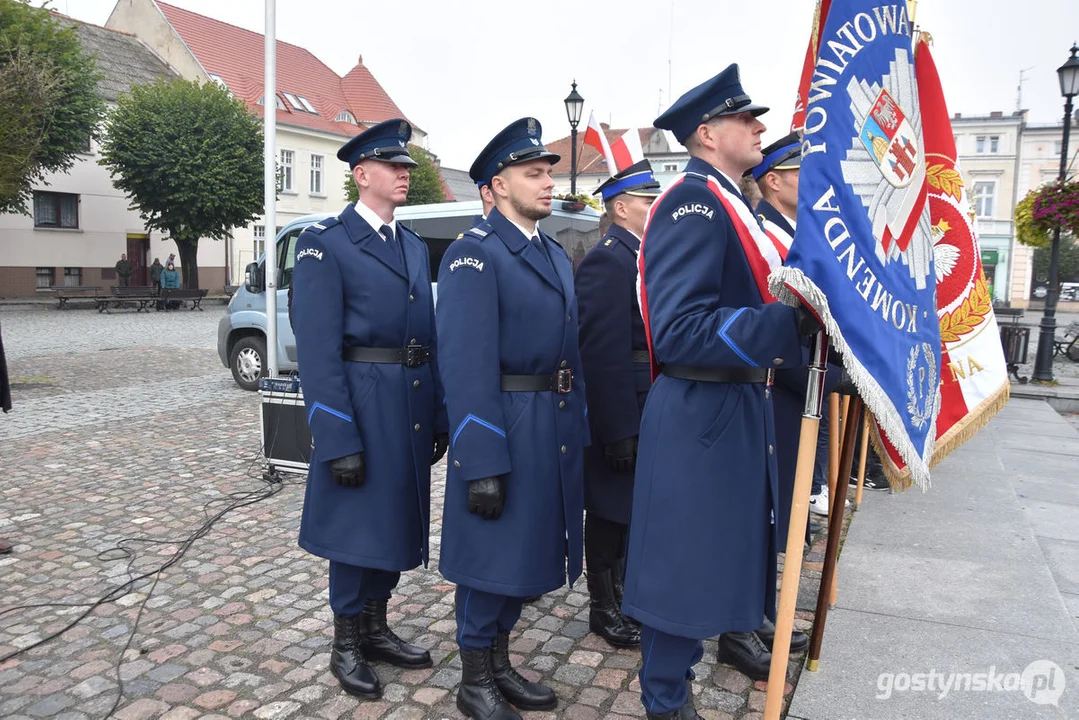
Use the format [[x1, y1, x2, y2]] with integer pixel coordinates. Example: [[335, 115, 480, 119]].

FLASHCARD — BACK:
[[1, 307, 829, 720]]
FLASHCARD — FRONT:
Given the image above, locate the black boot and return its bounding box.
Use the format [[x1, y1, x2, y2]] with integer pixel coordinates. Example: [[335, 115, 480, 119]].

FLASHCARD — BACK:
[[456, 648, 521, 720], [717, 630, 772, 681], [330, 613, 381, 699], [587, 569, 640, 648], [612, 556, 641, 628], [358, 598, 432, 668], [490, 632, 557, 710], [646, 706, 703, 719], [755, 617, 809, 654]]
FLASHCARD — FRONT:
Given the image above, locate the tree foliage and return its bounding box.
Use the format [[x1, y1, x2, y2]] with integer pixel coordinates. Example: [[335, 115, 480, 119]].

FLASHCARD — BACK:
[[1032, 235, 1079, 286], [99, 77, 263, 289], [0, 0, 105, 214], [344, 144, 446, 206], [555, 192, 602, 211]]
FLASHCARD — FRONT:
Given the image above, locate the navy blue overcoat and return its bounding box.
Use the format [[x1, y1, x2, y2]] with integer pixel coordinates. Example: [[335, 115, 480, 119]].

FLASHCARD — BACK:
[[622, 158, 804, 640], [575, 223, 651, 525], [435, 208, 588, 597], [291, 206, 446, 571]]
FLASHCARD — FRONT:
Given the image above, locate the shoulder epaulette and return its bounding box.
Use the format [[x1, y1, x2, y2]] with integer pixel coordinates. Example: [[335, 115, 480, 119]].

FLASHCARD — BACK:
[[683, 171, 709, 182], [462, 222, 491, 242], [306, 217, 341, 235]]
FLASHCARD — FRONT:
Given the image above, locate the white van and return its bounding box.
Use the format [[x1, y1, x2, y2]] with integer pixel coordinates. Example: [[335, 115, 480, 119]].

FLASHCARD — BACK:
[[218, 199, 602, 390]]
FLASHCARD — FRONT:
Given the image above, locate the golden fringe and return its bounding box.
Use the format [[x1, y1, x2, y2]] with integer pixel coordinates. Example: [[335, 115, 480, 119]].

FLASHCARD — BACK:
[[868, 381, 1011, 494]]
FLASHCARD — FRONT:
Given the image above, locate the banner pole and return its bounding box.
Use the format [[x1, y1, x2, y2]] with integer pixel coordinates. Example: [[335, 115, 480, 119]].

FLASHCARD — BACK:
[[807, 396, 864, 670], [763, 331, 830, 720], [854, 412, 870, 508], [829, 395, 852, 607], [827, 393, 840, 512]]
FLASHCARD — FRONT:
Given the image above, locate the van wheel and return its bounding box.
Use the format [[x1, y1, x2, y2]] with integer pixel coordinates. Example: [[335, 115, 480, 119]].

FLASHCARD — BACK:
[[230, 336, 267, 391]]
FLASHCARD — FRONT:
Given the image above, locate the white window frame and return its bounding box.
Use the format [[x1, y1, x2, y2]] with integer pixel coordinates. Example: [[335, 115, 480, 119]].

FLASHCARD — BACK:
[[989, 135, 1000, 153], [253, 225, 266, 259], [282, 92, 303, 112], [35, 267, 54, 290], [279, 149, 295, 193], [336, 110, 356, 124], [296, 95, 317, 113], [310, 154, 324, 196], [663, 163, 678, 172], [972, 180, 997, 218]]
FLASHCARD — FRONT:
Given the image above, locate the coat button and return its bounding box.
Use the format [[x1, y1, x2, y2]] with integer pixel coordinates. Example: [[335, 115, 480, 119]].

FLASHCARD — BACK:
[[413, 379, 420, 388], [409, 294, 415, 302], [772, 358, 784, 366], [411, 338, 417, 344], [567, 315, 572, 322], [454, 460, 461, 468], [768, 444, 774, 455], [561, 445, 568, 454], [764, 389, 771, 399], [414, 423, 421, 432], [560, 360, 567, 368], [559, 400, 566, 409]]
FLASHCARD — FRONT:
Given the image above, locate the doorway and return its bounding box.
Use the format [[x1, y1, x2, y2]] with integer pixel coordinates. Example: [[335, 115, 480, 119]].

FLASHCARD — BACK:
[[126, 234, 150, 286]]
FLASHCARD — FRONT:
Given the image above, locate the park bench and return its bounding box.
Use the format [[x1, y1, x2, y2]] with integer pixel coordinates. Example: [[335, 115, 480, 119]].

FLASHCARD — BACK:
[[97, 286, 159, 313], [158, 287, 208, 311], [53, 286, 106, 309], [1054, 321, 1079, 361]]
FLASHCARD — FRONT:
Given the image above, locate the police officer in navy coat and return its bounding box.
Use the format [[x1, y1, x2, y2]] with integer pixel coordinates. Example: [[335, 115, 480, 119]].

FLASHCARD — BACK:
[[575, 160, 661, 649], [291, 119, 448, 700], [623, 66, 821, 718], [436, 118, 588, 720]]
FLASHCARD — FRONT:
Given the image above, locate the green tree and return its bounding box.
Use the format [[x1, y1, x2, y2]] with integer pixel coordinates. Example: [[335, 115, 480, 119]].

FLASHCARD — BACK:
[[1032, 234, 1079, 287], [0, 0, 105, 214], [344, 144, 446, 206], [99, 78, 263, 289]]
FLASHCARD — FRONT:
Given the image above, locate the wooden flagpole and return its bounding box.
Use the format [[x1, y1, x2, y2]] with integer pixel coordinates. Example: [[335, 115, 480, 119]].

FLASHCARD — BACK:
[[827, 393, 840, 503], [763, 332, 830, 720], [806, 395, 864, 670], [829, 395, 851, 607], [854, 412, 870, 507]]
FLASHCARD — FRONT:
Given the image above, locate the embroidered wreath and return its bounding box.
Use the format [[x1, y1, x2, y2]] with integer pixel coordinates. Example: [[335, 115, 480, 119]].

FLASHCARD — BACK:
[[1016, 180, 1079, 248], [938, 275, 992, 343], [907, 342, 937, 431]]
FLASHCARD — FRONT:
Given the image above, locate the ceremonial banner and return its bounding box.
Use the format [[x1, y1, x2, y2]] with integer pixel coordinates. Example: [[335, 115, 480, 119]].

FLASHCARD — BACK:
[[791, 0, 832, 132], [770, 0, 941, 489]]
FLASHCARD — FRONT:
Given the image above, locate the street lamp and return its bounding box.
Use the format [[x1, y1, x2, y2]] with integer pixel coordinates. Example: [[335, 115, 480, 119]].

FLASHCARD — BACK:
[[564, 81, 584, 195], [1032, 44, 1079, 382]]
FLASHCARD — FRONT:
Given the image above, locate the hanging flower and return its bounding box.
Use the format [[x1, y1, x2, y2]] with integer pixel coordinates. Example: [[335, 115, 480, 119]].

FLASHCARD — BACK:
[[1016, 180, 1079, 247]]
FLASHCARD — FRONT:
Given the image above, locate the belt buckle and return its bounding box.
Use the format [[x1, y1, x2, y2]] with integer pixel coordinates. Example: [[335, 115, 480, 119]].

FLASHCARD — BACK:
[[555, 368, 573, 394], [766, 368, 775, 387], [405, 343, 427, 368]]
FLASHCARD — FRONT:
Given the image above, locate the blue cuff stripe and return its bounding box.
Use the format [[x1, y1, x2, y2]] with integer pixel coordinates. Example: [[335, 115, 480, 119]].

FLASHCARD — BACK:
[[308, 402, 353, 424], [452, 414, 506, 447], [718, 307, 758, 367]]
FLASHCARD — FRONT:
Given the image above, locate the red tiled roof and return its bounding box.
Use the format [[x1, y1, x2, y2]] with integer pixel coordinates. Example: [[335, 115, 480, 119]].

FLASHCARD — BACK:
[[154, 1, 412, 139], [546, 126, 656, 177]]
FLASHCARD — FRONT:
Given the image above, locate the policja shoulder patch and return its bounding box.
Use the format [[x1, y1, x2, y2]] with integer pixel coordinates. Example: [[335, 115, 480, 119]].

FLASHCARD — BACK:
[[449, 256, 484, 273], [670, 202, 716, 222]]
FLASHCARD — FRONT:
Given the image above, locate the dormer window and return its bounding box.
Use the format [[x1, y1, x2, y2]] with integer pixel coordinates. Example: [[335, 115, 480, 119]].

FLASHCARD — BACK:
[[296, 95, 316, 113], [208, 73, 229, 91], [336, 110, 357, 124], [258, 95, 287, 110]]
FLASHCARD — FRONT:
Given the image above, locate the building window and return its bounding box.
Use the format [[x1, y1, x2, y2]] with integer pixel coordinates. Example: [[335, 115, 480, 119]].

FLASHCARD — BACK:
[[1053, 140, 1063, 157], [975, 135, 1000, 154], [663, 163, 678, 172], [253, 225, 266, 258], [279, 150, 294, 192], [282, 92, 303, 112], [336, 110, 356, 124], [36, 267, 54, 289], [63, 267, 82, 287], [310, 154, 324, 195], [296, 95, 316, 113], [33, 191, 79, 228], [973, 181, 996, 217]]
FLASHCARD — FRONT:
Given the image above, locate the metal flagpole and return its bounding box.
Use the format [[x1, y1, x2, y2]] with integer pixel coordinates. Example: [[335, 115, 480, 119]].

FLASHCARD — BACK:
[[763, 331, 830, 720], [263, 0, 278, 378]]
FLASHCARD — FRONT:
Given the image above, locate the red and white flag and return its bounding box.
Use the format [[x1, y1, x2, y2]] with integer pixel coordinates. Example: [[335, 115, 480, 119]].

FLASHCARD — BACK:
[[610, 129, 645, 172], [874, 37, 1009, 486], [791, 0, 831, 132], [583, 111, 617, 173]]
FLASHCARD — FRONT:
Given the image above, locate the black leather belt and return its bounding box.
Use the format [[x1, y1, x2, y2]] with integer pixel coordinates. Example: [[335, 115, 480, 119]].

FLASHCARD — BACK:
[[661, 365, 773, 385], [632, 350, 651, 364], [501, 369, 573, 394], [342, 343, 430, 368]]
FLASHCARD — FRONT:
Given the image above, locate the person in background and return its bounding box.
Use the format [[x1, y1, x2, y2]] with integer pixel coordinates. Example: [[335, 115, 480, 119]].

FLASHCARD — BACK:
[[149, 258, 163, 292], [115, 254, 132, 287]]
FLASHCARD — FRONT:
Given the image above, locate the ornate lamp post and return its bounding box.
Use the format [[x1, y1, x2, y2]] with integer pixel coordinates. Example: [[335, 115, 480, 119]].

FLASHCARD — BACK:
[[1032, 44, 1079, 382], [564, 81, 585, 195]]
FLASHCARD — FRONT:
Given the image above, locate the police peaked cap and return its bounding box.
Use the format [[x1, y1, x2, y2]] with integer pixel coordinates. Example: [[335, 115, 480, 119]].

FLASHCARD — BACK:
[[469, 117, 561, 188], [654, 63, 769, 143], [748, 132, 803, 180], [338, 118, 418, 169], [592, 159, 662, 202]]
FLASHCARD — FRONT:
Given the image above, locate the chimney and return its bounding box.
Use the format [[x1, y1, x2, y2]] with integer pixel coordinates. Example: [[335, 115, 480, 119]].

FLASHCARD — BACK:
[[953, 112, 961, 119], [990, 111, 1003, 118], [357, 54, 363, 64]]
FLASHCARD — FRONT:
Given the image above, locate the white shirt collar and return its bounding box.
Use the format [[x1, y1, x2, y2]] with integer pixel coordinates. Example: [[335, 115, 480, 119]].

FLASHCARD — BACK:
[[353, 198, 396, 239], [508, 217, 540, 243], [784, 213, 797, 230]]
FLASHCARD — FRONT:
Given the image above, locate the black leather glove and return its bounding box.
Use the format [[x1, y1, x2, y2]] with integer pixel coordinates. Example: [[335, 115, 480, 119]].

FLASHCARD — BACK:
[[835, 369, 858, 396], [795, 304, 824, 337], [431, 433, 449, 466], [467, 476, 505, 520], [604, 436, 638, 474], [330, 453, 365, 487]]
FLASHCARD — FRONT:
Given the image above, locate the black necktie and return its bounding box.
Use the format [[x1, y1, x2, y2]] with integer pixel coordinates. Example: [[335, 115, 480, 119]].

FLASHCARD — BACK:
[[381, 224, 404, 265]]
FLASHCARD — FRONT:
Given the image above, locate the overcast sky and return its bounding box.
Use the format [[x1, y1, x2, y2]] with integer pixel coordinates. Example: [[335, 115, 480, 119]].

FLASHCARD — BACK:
[[56, 0, 1079, 170]]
